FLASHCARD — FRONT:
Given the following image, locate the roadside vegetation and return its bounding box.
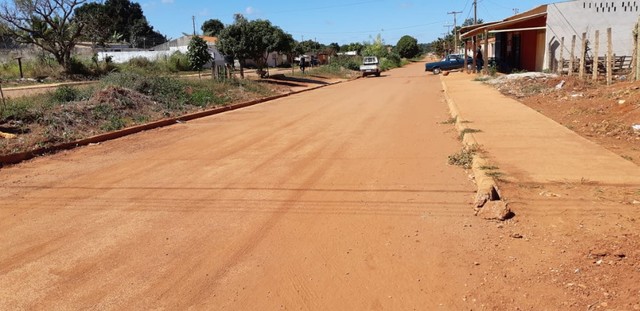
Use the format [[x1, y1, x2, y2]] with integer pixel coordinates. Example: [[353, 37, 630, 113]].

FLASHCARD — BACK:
[[0, 0, 425, 158], [0, 73, 276, 155]]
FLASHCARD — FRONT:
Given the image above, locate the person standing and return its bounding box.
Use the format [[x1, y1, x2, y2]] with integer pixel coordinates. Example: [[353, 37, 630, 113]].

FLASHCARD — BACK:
[[475, 48, 484, 73], [300, 56, 306, 73]]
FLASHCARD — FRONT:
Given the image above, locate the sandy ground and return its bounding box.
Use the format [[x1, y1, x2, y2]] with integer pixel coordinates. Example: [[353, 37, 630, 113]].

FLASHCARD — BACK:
[[1, 62, 639, 310], [0, 63, 481, 310]]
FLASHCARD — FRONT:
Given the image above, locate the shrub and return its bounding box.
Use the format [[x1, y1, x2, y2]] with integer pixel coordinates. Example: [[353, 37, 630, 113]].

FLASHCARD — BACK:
[[167, 52, 191, 72], [68, 57, 91, 76], [127, 57, 154, 69], [52, 86, 80, 103], [1, 97, 45, 123]]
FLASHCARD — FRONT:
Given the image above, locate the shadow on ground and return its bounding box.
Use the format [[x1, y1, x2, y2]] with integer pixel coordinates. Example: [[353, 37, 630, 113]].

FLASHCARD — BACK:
[[268, 74, 329, 85]]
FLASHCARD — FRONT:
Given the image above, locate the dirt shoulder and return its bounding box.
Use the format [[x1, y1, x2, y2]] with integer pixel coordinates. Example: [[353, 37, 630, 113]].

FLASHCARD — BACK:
[[478, 73, 640, 310], [487, 73, 640, 165]]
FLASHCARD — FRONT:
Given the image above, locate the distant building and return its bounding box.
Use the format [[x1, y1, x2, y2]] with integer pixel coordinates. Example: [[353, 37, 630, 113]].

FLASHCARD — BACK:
[[461, 0, 639, 73]]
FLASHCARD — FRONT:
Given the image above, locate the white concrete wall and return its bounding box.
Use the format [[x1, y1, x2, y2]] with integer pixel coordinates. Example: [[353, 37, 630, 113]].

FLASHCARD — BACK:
[[544, 0, 639, 70], [97, 45, 226, 68]]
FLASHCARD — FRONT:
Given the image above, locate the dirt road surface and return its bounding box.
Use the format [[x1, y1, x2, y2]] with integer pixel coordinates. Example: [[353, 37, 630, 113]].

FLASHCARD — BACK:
[[1, 63, 482, 310], [2, 62, 639, 310]]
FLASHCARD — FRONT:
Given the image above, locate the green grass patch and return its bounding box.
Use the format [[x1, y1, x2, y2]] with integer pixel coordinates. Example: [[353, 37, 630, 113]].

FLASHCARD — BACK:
[[479, 165, 499, 170], [448, 146, 478, 169], [459, 128, 482, 140], [441, 116, 457, 124]]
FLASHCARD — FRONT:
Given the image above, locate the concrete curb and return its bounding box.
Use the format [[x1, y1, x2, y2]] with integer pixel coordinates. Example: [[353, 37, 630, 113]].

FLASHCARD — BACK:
[[440, 76, 502, 208], [0, 79, 346, 166]]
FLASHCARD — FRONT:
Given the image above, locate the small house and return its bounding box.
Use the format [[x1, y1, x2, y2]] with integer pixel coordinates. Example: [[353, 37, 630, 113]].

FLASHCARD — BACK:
[[461, 0, 639, 73]]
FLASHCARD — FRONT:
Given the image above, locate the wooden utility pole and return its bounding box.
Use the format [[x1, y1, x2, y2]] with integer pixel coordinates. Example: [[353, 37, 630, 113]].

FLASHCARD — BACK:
[[558, 37, 564, 75], [593, 30, 600, 81], [472, 0, 478, 73], [192, 16, 196, 35], [569, 35, 576, 76], [607, 27, 613, 85], [448, 10, 463, 54], [579, 32, 587, 79]]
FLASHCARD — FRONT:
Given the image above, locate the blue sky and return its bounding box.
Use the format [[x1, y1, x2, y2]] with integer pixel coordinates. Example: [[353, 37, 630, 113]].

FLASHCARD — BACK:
[[141, 0, 553, 45]]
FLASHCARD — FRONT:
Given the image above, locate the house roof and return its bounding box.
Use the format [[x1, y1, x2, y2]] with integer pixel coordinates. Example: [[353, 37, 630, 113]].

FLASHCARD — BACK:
[[200, 36, 218, 44], [460, 5, 548, 39]]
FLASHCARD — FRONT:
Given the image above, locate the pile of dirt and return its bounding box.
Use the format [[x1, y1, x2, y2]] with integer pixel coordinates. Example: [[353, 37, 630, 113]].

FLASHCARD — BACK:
[[487, 74, 640, 164], [0, 73, 336, 158]]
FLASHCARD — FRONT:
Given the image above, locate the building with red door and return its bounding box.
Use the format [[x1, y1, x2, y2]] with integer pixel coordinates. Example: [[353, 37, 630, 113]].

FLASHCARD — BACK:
[[460, 1, 639, 73]]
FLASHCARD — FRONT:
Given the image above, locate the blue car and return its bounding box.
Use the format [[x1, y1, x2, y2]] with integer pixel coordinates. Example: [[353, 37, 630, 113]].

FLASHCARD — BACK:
[[425, 54, 473, 74]]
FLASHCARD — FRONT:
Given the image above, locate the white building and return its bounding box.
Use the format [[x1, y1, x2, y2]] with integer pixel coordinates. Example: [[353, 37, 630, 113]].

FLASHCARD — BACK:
[[97, 36, 226, 69]]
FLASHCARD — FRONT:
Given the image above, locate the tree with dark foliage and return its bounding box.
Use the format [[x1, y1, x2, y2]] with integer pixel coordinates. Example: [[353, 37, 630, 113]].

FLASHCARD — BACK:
[[0, 0, 86, 73]]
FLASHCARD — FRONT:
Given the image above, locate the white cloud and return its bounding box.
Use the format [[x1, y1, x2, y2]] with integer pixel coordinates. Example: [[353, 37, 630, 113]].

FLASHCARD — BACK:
[[245, 6, 255, 15]]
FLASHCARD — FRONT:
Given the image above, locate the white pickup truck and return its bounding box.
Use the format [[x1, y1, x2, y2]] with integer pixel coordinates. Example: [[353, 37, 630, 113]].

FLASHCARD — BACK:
[[359, 56, 381, 77]]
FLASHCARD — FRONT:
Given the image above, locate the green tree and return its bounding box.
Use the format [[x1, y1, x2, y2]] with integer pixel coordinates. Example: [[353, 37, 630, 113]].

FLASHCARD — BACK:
[[461, 18, 484, 27], [217, 14, 249, 78], [0, 0, 86, 74], [328, 42, 340, 54], [297, 40, 321, 54], [187, 36, 212, 77], [362, 34, 388, 58], [75, 2, 112, 48], [76, 0, 166, 48], [201, 19, 224, 36], [218, 15, 294, 78], [340, 42, 364, 55], [395, 35, 420, 58]]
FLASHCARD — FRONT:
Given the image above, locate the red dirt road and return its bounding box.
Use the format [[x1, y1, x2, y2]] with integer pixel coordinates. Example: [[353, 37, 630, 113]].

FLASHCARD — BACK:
[[0, 63, 486, 310], [5, 62, 638, 310]]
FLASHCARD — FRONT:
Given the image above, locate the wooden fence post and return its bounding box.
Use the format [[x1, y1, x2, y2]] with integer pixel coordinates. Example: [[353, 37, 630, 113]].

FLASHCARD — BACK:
[[0, 81, 5, 117], [607, 27, 613, 85], [579, 32, 587, 79], [569, 35, 576, 76], [635, 21, 640, 81], [483, 29, 489, 75], [593, 30, 600, 81], [464, 41, 469, 74], [558, 37, 565, 75], [568, 35, 576, 76]]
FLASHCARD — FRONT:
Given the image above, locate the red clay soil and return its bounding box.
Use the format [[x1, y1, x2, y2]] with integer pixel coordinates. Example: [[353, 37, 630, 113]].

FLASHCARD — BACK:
[[1, 62, 639, 310]]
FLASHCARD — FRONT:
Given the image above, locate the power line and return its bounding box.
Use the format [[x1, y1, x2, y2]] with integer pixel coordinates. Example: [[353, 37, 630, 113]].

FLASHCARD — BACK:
[[290, 20, 445, 36], [267, 0, 385, 15]]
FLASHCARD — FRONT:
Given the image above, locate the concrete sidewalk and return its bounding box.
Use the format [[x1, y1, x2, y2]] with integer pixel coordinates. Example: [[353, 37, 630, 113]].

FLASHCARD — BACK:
[[440, 72, 640, 186]]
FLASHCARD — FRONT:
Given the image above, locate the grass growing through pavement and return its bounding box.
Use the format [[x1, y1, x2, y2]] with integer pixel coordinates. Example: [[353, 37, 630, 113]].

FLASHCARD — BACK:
[[448, 145, 480, 169], [440, 116, 457, 124], [459, 128, 482, 140]]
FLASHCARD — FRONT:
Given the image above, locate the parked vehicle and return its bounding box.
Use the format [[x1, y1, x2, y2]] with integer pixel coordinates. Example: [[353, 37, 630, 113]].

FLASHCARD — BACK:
[[360, 56, 381, 77], [425, 54, 473, 74]]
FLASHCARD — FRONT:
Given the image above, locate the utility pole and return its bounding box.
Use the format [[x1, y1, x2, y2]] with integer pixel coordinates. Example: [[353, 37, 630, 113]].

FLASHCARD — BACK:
[[448, 11, 463, 54], [473, 0, 478, 72], [192, 16, 196, 35], [443, 25, 453, 54], [474, 0, 478, 24]]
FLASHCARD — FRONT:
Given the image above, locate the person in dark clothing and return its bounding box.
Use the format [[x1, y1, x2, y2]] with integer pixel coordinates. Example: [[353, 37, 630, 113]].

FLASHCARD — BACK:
[[300, 56, 306, 73], [476, 48, 484, 72]]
